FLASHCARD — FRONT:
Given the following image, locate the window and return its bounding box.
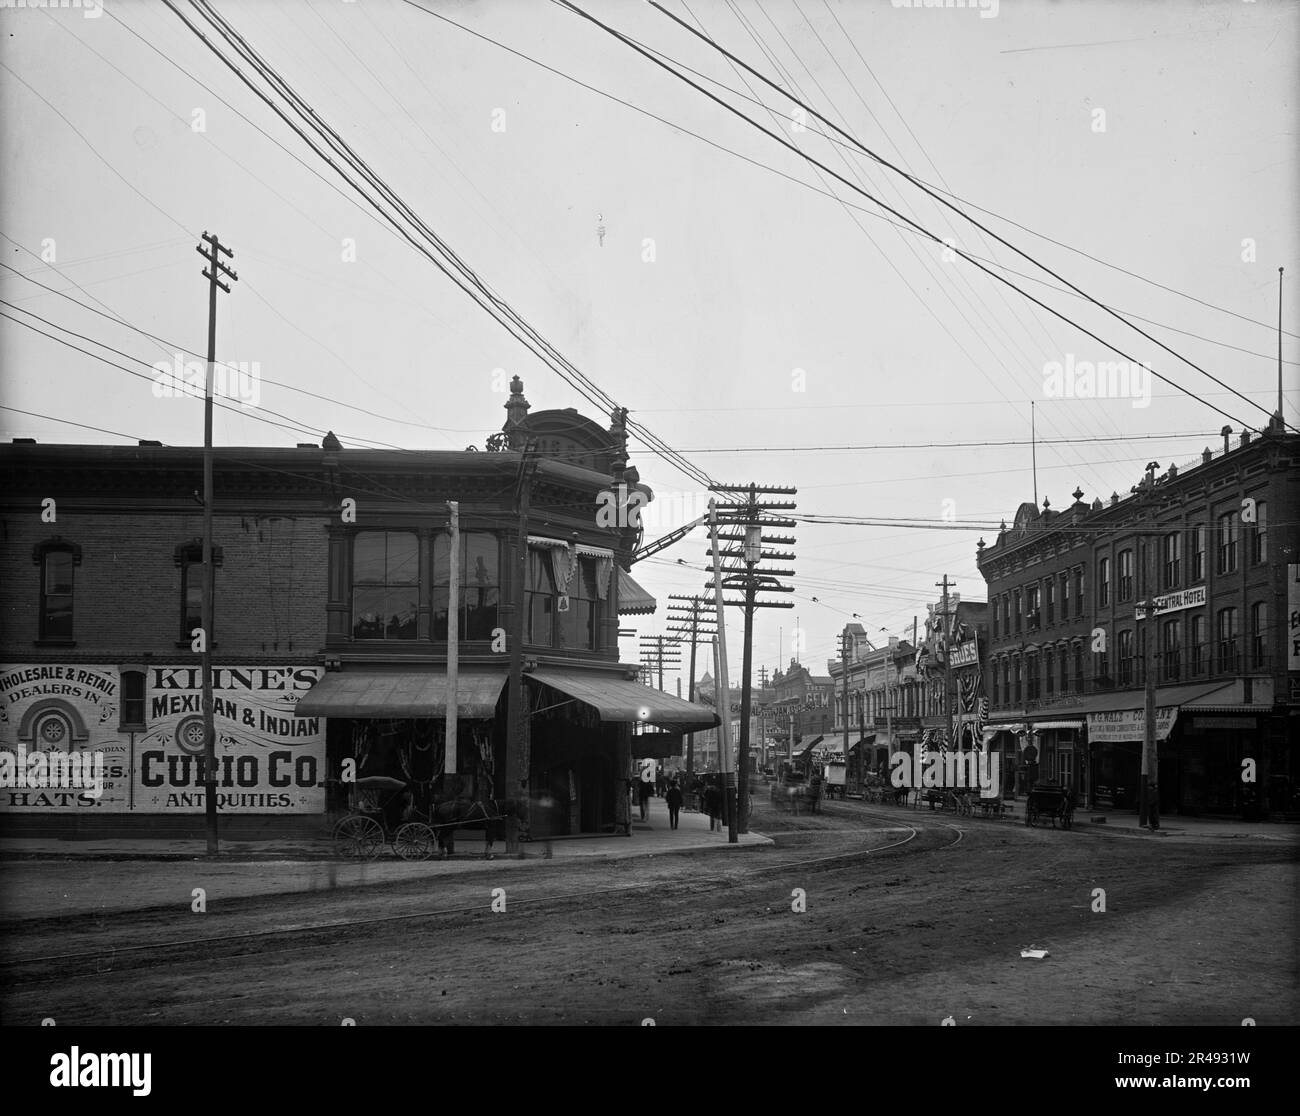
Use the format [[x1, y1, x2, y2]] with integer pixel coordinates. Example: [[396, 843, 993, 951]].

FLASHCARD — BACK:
[[1162, 618, 1182, 682], [1074, 567, 1085, 617], [1216, 607, 1238, 673], [1013, 590, 1022, 634], [1251, 501, 1267, 565], [352, 531, 418, 640], [527, 549, 557, 647], [1026, 585, 1040, 631], [1059, 646, 1070, 694], [1192, 524, 1206, 581], [1098, 557, 1110, 607], [119, 668, 146, 730], [1012, 656, 1022, 703], [1045, 579, 1054, 626], [1250, 602, 1267, 668], [1162, 532, 1181, 590], [1002, 595, 1011, 637], [992, 599, 999, 639], [990, 662, 1000, 705], [433, 532, 500, 641], [561, 558, 602, 651], [1117, 629, 1134, 686], [1095, 639, 1110, 684], [1118, 550, 1133, 602], [39, 546, 76, 642], [1073, 643, 1084, 691], [1044, 648, 1054, 696], [1217, 511, 1238, 575], [1190, 614, 1207, 677], [1026, 653, 1039, 701], [1062, 572, 1071, 618]]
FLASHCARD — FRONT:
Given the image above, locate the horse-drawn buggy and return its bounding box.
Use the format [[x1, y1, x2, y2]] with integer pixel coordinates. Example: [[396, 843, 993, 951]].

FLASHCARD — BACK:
[[1024, 782, 1076, 829]]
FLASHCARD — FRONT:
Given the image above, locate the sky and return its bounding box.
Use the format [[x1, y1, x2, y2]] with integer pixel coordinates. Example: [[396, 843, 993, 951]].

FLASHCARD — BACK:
[[1, 0, 1296, 691]]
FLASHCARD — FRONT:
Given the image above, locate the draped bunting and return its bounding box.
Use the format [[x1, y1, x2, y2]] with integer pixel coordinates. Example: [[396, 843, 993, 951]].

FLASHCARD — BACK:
[[593, 555, 613, 601]]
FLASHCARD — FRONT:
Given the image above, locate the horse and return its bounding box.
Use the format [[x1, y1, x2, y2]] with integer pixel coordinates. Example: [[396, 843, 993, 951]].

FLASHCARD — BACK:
[[428, 796, 521, 859]]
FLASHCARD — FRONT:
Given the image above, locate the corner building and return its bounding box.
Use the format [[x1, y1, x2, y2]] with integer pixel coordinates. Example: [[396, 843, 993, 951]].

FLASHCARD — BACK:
[[0, 379, 714, 839]]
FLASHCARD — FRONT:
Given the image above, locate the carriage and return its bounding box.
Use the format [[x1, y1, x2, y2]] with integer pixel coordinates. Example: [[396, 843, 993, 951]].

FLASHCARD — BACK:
[[1024, 783, 1076, 829], [331, 775, 516, 860]]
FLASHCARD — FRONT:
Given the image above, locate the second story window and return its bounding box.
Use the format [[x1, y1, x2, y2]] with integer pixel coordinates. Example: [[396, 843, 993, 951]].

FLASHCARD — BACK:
[[119, 668, 147, 730], [1117, 629, 1134, 686], [1062, 571, 1071, 617], [433, 532, 500, 641], [1250, 602, 1267, 667], [1044, 648, 1054, 695], [1216, 607, 1238, 673], [1118, 550, 1133, 602], [352, 531, 418, 641], [175, 541, 223, 647], [1162, 617, 1182, 682], [1059, 647, 1070, 694], [38, 544, 77, 642], [1190, 615, 1207, 677], [1026, 586, 1040, 631], [1045, 579, 1054, 625], [1098, 557, 1110, 608], [1074, 567, 1085, 617], [1013, 590, 1022, 633], [1217, 511, 1239, 575]]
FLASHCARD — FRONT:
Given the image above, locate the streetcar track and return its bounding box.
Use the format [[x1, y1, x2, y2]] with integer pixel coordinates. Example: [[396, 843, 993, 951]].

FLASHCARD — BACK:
[[0, 811, 951, 977]]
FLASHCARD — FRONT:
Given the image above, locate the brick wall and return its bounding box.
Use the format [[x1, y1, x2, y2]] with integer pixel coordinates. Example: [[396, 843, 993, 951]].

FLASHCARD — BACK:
[[2, 511, 328, 658]]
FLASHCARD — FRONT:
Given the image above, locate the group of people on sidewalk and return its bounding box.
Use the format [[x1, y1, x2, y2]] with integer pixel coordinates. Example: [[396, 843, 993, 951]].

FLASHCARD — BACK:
[[631, 770, 725, 832]]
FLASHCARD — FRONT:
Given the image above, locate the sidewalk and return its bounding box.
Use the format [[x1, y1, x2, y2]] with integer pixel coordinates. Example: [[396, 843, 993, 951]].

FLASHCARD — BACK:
[[0, 794, 772, 863], [1070, 806, 1300, 842]]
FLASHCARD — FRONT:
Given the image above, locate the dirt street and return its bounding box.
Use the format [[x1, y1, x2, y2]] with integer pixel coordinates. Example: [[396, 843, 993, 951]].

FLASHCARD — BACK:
[[2, 800, 1296, 1026]]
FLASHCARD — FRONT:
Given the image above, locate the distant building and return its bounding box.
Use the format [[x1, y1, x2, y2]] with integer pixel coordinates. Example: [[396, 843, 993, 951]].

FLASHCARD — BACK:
[[977, 420, 1298, 817]]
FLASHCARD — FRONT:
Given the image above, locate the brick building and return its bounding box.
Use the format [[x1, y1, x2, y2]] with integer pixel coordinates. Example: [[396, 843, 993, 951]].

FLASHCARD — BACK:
[[977, 419, 1298, 817], [0, 379, 714, 838]]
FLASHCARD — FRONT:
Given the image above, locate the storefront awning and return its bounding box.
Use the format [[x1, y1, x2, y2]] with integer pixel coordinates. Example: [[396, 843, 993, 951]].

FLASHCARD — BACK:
[[616, 568, 657, 615], [293, 669, 508, 719], [528, 668, 718, 730], [1067, 681, 1234, 716], [1032, 720, 1085, 730], [847, 734, 875, 755]]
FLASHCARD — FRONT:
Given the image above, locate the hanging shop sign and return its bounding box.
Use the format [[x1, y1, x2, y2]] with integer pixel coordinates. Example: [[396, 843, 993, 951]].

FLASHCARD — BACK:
[[1086, 706, 1179, 744], [948, 640, 979, 668], [1135, 585, 1206, 620], [136, 666, 325, 813]]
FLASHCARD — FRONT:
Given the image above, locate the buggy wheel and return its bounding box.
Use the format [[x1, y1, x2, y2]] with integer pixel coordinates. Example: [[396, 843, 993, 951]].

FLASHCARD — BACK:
[[394, 822, 436, 860], [334, 814, 384, 859]]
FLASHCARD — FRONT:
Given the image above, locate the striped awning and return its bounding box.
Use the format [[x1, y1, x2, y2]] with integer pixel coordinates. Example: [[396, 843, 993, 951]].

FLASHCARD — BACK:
[[617, 568, 657, 615]]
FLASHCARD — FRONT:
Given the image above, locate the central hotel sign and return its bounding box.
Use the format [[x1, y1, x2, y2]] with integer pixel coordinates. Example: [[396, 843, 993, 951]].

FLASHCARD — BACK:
[[1135, 584, 1206, 620]]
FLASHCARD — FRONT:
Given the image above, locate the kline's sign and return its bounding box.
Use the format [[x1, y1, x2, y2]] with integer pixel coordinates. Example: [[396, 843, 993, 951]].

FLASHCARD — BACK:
[[0, 664, 325, 814], [1135, 585, 1206, 620]]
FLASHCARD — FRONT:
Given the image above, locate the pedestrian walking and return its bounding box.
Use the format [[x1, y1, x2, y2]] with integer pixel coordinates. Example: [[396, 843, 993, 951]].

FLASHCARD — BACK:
[[638, 775, 653, 822], [665, 779, 683, 830], [704, 779, 722, 832]]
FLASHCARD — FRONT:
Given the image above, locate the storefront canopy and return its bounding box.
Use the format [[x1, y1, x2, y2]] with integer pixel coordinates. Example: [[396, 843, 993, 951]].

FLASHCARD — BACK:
[[528, 668, 718, 730], [847, 735, 875, 755], [293, 669, 508, 719], [616, 568, 657, 615]]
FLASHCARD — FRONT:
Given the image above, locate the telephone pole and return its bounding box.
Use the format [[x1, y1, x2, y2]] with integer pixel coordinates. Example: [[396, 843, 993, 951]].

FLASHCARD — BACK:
[[1135, 461, 1163, 831], [196, 232, 236, 856], [840, 627, 851, 776], [708, 483, 796, 835], [639, 635, 682, 691], [937, 575, 957, 753], [667, 595, 717, 774]]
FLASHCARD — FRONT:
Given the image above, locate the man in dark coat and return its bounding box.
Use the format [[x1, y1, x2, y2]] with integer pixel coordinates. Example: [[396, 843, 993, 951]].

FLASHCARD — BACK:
[[703, 779, 723, 832], [665, 779, 684, 830]]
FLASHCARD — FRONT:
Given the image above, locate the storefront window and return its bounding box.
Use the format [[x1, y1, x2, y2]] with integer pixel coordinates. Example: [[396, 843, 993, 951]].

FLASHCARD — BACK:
[[352, 531, 418, 640]]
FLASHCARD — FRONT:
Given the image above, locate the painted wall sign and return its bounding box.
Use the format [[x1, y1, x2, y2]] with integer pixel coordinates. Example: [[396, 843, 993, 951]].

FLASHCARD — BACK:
[[1135, 584, 1206, 620], [0, 664, 325, 814], [1086, 706, 1179, 743], [137, 666, 324, 813], [1289, 564, 1300, 671], [0, 665, 129, 812]]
